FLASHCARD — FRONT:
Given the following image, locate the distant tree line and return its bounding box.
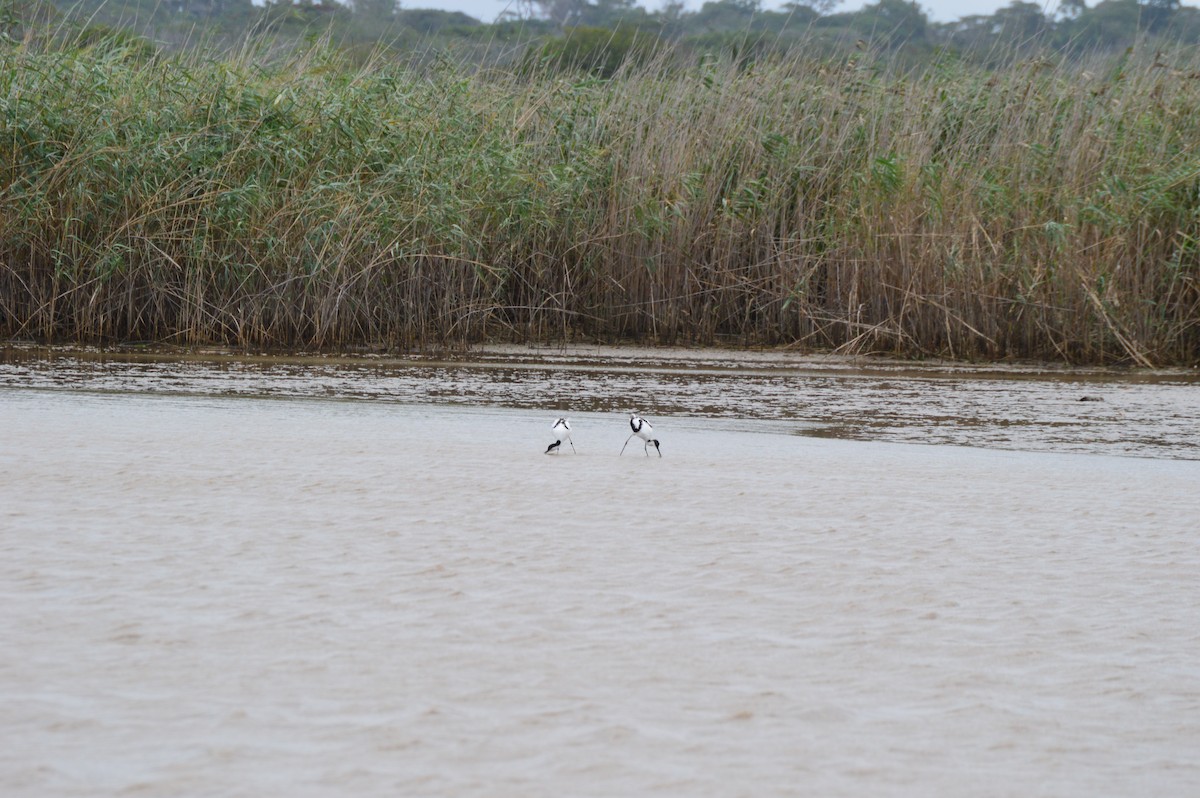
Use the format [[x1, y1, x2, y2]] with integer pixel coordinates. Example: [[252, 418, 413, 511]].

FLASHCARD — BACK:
[[15, 0, 1200, 68]]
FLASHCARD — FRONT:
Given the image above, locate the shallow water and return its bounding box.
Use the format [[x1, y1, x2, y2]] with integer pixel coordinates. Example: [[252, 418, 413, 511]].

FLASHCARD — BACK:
[[2, 344, 1198, 459], [1, 347, 1199, 796]]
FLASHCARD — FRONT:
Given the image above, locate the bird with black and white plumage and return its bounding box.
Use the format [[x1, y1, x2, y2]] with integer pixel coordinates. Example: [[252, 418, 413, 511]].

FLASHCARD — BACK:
[[620, 413, 660, 457], [544, 417, 576, 454]]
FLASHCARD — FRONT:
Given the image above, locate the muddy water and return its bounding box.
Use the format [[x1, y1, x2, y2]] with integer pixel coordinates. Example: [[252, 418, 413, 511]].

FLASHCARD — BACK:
[[2, 344, 1199, 459], [1, 346, 1199, 797]]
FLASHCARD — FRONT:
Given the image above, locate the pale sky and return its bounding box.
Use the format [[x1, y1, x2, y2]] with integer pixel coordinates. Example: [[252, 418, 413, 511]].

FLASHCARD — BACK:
[[407, 0, 1066, 25]]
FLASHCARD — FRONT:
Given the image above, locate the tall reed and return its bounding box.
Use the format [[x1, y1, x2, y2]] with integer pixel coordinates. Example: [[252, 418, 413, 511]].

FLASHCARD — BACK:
[[1, 33, 1198, 364]]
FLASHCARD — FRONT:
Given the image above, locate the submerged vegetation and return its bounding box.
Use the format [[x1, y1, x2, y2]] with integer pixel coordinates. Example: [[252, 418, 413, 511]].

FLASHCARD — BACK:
[[1, 22, 1199, 364]]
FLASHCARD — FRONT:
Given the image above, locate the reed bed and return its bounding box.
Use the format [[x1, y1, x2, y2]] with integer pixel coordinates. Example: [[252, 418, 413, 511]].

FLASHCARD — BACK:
[[2, 34, 1199, 364]]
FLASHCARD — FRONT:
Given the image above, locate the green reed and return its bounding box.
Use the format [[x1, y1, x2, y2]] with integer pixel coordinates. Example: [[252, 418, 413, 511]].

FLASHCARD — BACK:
[[2, 33, 1198, 364]]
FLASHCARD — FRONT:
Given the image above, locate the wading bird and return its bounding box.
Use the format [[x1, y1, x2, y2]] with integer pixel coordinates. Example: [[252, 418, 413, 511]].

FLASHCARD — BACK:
[[545, 417, 576, 454], [620, 414, 661, 457]]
